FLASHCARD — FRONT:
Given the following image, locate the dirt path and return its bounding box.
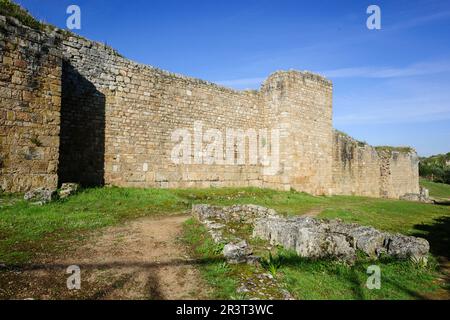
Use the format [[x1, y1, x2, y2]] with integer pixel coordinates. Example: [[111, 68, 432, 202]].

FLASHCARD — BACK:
[[0, 215, 211, 300]]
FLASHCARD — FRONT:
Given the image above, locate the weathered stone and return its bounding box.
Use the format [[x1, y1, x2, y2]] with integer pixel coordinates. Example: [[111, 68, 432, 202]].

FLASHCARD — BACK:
[[24, 187, 58, 204], [192, 204, 276, 224], [328, 221, 386, 257], [1, 11, 419, 198], [384, 234, 430, 263], [253, 216, 356, 262], [195, 204, 429, 263], [400, 187, 432, 203], [254, 214, 429, 263], [223, 240, 252, 264], [58, 182, 80, 199]]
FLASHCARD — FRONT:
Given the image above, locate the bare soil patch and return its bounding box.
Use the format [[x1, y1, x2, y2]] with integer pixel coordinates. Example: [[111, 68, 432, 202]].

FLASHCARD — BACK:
[[0, 215, 211, 300]]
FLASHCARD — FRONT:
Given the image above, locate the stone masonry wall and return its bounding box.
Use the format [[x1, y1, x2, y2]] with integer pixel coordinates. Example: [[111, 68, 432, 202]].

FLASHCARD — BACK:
[[261, 71, 333, 194], [378, 149, 420, 199], [0, 15, 61, 192], [0, 13, 420, 199], [61, 35, 267, 189], [332, 131, 420, 198]]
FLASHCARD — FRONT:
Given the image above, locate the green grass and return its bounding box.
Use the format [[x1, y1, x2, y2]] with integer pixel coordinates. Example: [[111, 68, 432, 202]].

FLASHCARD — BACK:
[[278, 249, 440, 300], [181, 218, 238, 299], [1, 186, 449, 299], [0, 187, 188, 264], [421, 178, 450, 201], [2, 186, 450, 264]]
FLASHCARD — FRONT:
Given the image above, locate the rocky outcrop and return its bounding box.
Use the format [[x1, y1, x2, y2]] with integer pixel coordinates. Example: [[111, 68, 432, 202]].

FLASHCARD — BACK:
[[193, 204, 430, 264], [254, 216, 430, 263], [253, 216, 357, 262]]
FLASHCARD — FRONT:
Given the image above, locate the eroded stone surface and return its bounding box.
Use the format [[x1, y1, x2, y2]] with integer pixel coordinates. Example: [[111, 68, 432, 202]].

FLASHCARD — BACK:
[[193, 204, 430, 264], [223, 241, 252, 264], [58, 183, 80, 199], [24, 188, 57, 205]]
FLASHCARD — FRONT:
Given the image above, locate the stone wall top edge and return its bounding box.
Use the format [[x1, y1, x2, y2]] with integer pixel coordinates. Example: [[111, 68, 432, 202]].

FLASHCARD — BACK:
[[262, 69, 333, 89], [63, 33, 332, 96], [0, 14, 63, 46], [64, 34, 261, 96], [334, 129, 417, 157]]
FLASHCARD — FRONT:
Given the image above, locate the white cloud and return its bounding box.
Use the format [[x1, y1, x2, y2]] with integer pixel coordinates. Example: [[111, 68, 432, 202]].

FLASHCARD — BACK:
[[321, 60, 450, 79], [334, 79, 450, 126], [215, 77, 266, 89], [389, 10, 450, 31]]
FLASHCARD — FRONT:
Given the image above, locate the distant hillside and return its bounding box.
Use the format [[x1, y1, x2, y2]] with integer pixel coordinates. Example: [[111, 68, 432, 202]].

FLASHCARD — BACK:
[[419, 152, 450, 184]]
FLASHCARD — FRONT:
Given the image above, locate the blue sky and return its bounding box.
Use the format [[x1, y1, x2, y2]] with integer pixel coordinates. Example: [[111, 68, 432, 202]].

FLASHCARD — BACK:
[[15, 0, 450, 156]]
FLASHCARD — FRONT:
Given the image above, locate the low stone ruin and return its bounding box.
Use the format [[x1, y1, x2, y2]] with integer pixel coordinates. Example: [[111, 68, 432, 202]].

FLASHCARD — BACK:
[[58, 183, 80, 199], [24, 183, 80, 205], [193, 204, 277, 264], [24, 188, 58, 205], [254, 215, 430, 264], [193, 204, 295, 300], [400, 187, 433, 203], [192, 204, 430, 264]]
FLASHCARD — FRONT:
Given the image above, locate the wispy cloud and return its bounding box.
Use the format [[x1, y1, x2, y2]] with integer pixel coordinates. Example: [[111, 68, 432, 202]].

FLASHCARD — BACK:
[[215, 77, 266, 89], [335, 105, 450, 126], [215, 59, 450, 89], [321, 60, 450, 79], [389, 10, 450, 31], [334, 78, 450, 126]]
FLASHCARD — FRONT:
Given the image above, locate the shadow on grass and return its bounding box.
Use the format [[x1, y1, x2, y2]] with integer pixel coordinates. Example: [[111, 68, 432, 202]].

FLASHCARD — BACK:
[[412, 216, 450, 260], [278, 254, 432, 300], [0, 256, 226, 272], [0, 256, 226, 300]]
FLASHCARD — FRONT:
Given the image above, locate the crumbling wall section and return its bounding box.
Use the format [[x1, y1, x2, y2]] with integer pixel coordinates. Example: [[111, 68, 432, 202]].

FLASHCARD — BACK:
[[332, 131, 420, 198]]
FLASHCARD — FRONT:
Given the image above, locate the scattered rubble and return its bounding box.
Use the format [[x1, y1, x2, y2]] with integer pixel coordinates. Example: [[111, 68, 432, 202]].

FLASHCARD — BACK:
[[23, 188, 58, 205], [24, 183, 80, 204], [58, 183, 80, 199]]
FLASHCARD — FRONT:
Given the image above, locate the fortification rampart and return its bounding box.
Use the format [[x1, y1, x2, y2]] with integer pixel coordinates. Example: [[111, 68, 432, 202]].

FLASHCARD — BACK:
[[332, 131, 419, 197], [0, 16, 61, 192], [0, 14, 420, 198]]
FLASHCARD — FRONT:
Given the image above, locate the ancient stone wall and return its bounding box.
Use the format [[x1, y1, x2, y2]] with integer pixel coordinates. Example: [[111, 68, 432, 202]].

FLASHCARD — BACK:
[[378, 149, 420, 199], [61, 35, 267, 188], [332, 131, 382, 197], [0, 15, 61, 192], [332, 131, 420, 198], [261, 71, 333, 194], [0, 13, 421, 199]]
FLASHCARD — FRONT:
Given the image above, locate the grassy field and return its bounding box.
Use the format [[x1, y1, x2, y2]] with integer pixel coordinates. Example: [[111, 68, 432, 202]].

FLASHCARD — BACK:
[[1, 186, 449, 299], [420, 178, 450, 201]]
